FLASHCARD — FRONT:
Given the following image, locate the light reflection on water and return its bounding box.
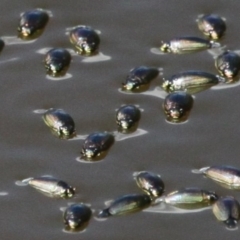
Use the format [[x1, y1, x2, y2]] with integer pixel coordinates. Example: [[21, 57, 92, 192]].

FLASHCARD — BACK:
[[211, 80, 240, 90], [70, 129, 148, 142], [0, 58, 19, 64], [62, 228, 86, 234], [46, 73, 73, 81], [113, 128, 148, 141], [2, 36, 37, 45], [0, 192, 8, 196], [144, 202, 211, 214], [118, 87, 167, 99], [81, 52, 111, 63], [150, 47, 166, 55]]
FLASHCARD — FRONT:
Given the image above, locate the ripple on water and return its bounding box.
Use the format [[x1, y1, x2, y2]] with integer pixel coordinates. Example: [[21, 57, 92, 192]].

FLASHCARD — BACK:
[[0, 192, 8, 196], [2, 36, 37, 45], [144, 202, 211, 214], [113, 128, 148, 141], [46, 73, 73, 81], [33, 109, 47, 114], [118, 86, 168, 99], [81, 52, 111, 63], [150, 47, 166, 55], [62, 228, 87, 234]]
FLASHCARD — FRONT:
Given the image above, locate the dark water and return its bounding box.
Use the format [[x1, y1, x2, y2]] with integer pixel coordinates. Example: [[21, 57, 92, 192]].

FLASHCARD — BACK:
[[1, 0, 240, 239]]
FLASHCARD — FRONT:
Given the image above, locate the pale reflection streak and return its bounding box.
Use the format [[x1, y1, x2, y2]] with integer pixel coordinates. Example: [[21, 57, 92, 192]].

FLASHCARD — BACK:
[[0, 192, 8, 196], [144, 202, 211, 214], [46, 73, 73, 81], [118, 86, 167, 99], [62, 228, 86, 234], [2, 36, 36, 45], [150, 47, 166, 55], [0, 58, 19, 64], [81, 52, 111, 63], [113, 128, 148, 141]]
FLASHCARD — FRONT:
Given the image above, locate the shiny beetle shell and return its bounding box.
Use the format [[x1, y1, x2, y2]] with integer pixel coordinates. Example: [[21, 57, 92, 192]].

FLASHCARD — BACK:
[[164, 187, 218, 209], [97, 194, 152, 218], [163, 92, 194, 123], [122, 66, 159, 92], [63, 203, 92, 231], [195, 165, 240, 190], [18, 9, 49, 40], [42, 108, 76, 139], [215, 51, 240, 79], [69, 26, 100, 56], [212, 196, 240, 229], [0, 39, 4, 53], [162, 70, 222, 94], [134, 171, 165, 198], [116, 105, 141, 133], [28, 176, 75, 198], [44, 48, 71, 77], [160, 36, 220, 54], [197, 14, 226, 40], [81, 132, 114, 160]]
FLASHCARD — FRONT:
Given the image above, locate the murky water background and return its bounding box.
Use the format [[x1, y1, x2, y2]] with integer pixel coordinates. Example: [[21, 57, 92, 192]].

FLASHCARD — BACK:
[[1, 0, 240, 239]]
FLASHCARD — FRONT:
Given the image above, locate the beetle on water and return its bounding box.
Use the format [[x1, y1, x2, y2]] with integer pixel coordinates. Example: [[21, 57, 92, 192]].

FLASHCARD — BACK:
[[164, 187, 218, 209], [97, 194, 152, 218], [122, 66, 159, 92], [63, 203, 92, 231], [160, 36, 220, 54], [133, 171, 165, 198], [192, 165, 240, 190], [116, 105, 141, 133], [27, 176, 75, 198], [69, 25, 100, 56], [42, 108, 76, 139], [197, 14, 226, 40], [163, 91, 194, 123], [162, 70, 222, 94], [212, 196, 240, 229], [215, 51, 240, 80], [18, 9, 49, 40], [44, 48, 71, 77], [81, 132, 114, 161]]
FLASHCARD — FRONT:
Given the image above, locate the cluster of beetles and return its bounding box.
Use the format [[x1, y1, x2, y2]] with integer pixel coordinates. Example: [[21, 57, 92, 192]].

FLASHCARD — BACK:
[[3, 8, 240, 232]]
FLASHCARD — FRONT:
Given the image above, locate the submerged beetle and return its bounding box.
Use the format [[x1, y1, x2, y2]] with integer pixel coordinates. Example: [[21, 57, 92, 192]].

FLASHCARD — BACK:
[[163, 91, 194, 123], [116, 105, 141, 133], [160, 36, 220, 54], [197, 14, 226, 40], [43, 108, 76, 139], [97, 194, 152, 218], [212, 196, 240, 229], [63, 203, 92, 231], [162, 70, 222, 94], [44, 48, 71, 77], [18, 9, 49, 40], [164, 187, 218, 209], [81, 132, 114, 160], [192, 165, 240, 190], [27, 176, 75, 198], [122, 66, 159, 92], [215, 51, 240, 80], [133, 171, 165, 198], [69, 25, 100, 56]]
